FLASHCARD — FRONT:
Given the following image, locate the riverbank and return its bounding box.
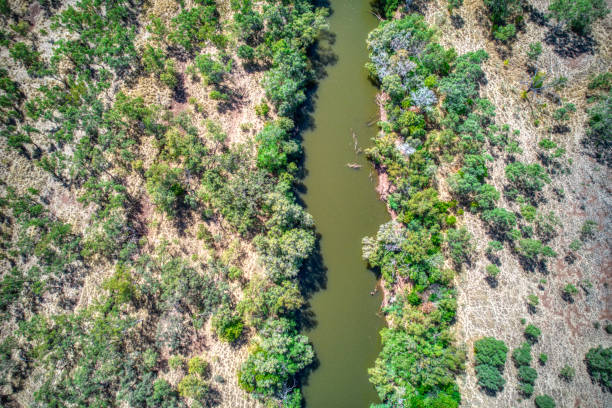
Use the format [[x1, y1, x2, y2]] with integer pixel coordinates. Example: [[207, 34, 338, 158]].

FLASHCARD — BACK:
[[364, 1, 612, 407]]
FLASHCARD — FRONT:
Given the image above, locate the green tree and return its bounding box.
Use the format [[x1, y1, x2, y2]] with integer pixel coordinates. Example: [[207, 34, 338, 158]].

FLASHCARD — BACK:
[[549, 0, 609, 34], [474, 337, 508, 368], [535, 395, 556, 408], [585, 346, 612, 391]]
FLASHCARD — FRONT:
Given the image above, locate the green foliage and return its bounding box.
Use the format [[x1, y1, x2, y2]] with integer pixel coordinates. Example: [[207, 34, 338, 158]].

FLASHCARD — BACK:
[[517, 238, 556, 263], [475, 364, 505, 393], [527, 42, 543, 61], [237, 44, 255, 61], [178, 374, 209, 401], [524, 324, 541, 343], [562, 283, 578, 301], [513, 342, 532, 367], [212, 307, 244, 342], [518, 366, 538, 384], [505, 162, 551, 197], [485, 264, 500, 278], [589, 73, 612, 90], [585, 345, 612, 391], [539, 353, 548, 365], [474, 337, 508, 368], [535, 395, 556, 408], [580, 220, 598, 241], [255, 119, 299, 174], [482, 208, 517, 234], [369, 327, 464, 407], [553, 103, 576, 121], [145, 163, 186, 217], [493, 24, 516, 42], [559, 364, 575, 381], [238, 318, 313, 398], [168, 2, 219, 52], [446, 227, 474, 266], [549, 0, 609, 34], [188, 356, 208, 376], [194, 53, 229, 84]]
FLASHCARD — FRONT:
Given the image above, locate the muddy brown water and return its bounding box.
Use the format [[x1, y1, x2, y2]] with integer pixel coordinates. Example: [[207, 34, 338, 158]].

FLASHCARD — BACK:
[[300, 1, 388, 406]]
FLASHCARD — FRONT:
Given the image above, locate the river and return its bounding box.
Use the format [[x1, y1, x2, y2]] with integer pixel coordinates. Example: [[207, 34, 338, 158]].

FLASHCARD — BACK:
[[300, 1, 388, 406]]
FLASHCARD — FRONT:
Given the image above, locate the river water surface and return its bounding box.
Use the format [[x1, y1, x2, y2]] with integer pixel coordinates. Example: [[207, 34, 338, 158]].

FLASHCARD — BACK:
[[300, 1, 388, 406]]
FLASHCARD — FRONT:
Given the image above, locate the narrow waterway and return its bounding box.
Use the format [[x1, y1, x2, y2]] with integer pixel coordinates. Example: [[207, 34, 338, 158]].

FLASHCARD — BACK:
[[300, 1, 388, 406]]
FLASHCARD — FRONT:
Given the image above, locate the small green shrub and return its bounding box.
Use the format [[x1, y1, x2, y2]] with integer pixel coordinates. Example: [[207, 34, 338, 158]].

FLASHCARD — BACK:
[[559, 364, 575, 381], [513, 342, 532, 367], [524, 324, 541, 343], [585, 346, 612, 391], [535, 394, 556, 408], [527, 42, 543, 61]]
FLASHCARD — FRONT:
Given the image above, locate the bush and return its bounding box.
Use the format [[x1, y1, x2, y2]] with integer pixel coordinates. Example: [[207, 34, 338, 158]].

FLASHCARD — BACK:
[[188, 356, 208, 376], [549, 0, 609, 34], [237, 44, 255, 61], [212, 307, 244, 342], [485, 264, 500, 278], [474, 337, 508, 368], [539, 353, 548, 365], [559, 364, 575, 381], [519, 382, 534, 397], [446, 227, 474, 266], [524, 324, 541, 343], [585, 346, 612, 391], [527, 42, 543, 61], [518, 365, 538, 384], [255, 119, 299, 174], [562, 283, 578, 302], [482, 207, 517, 233], [535, 394, 556, 408], [238, 319, 313, 397], [178, 374, 208, 401], [513, 342, 532, 367], [475, 364, 505, 393], [505, 162, 551, 196], [474, 337, 508, 394]]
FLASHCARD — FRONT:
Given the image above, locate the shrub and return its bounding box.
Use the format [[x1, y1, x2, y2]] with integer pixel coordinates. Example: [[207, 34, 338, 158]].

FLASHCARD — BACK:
[[559, 364, 575, 381], [549, 0, 609, 34], [482, 207, 517, 233], [178, 374, 208, 401], [519, 382, 534, 397], [585, 346, 612, 391], [505, 162, 551, 196], [527, 42, 543, 61], [485, 264, 500, 278], [524, 324, 541, 343], [539, 353, 548, 365], [237, 44, 255, 61], [513, 342, 532, 367], [580, 220, 598, 241], [446, 227, 474, 266], [255, 119, 299, 174], [518, 365, 538, 384], [562, 283, 578, 302], [212, 308, 244, 342], [517, 239, 556, 263], [585, 92, 611, 164], [475, 364, 506, 393], [474, 337, 508, 368], [535, 395, 556, 408], [188, 356, 208, 376]]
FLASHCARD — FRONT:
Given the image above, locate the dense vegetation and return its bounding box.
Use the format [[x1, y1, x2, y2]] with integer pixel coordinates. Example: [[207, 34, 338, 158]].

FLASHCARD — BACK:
[[0, 0, 327, 406], [363, 1, 610, 407]]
